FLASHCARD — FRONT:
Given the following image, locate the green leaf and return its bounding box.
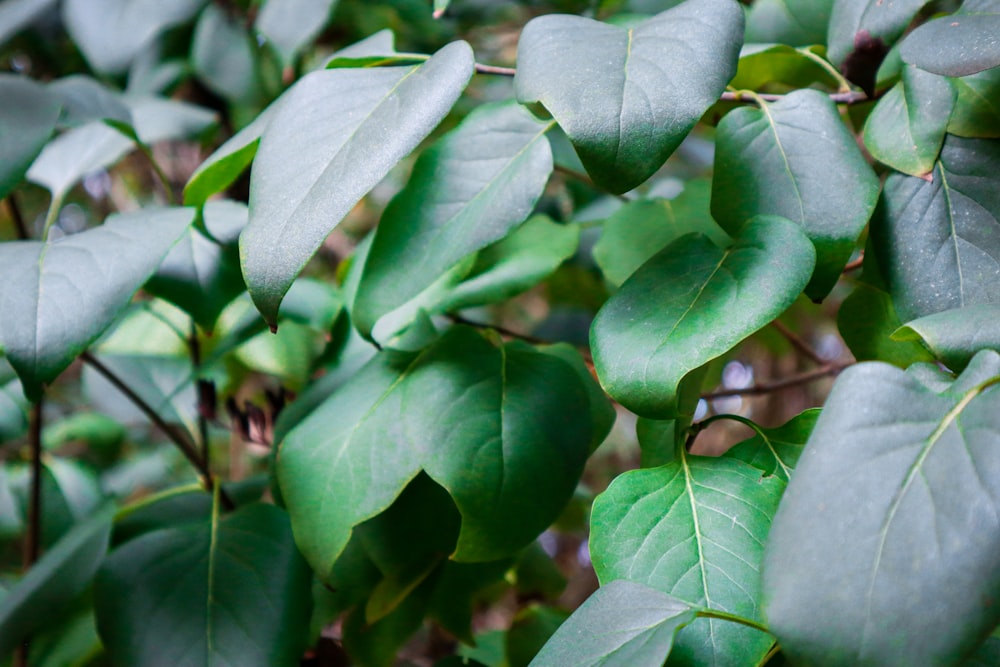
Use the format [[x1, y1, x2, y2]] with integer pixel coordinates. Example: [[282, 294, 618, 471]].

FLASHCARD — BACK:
[[42, 411, 126, 457], [255, 0, 337, 68], [0, 0, 58, 48], [591, 453, 782, 666], [744, 0, 832, 46], [948, 66, 1000, 138], [191, 3, 261, 105], [730, 44, 841, 91], [722, 409, 820, 482], [353, 101, 554, 339], [839, 281, 936, 366], [593, 180, 727, 286], [241, 41, 474, 327], [528, 580, 697, 667], [863, 65, 955, 177], [712, 89, 880, 300], [96, 502, 313, 667], [0, 75, 61, 201], [0, 207, 193, 399], [763, 350, 1000, 667], [507, 605, 570, 667], [514, 0, 744, 194], [61, 0, 206, 73], [899, 0, 1000, 77], [0, 503, 114, 658], [826, 0, 929, 67], [48, 75, 132, 128], [966, 627, 1000, 667], [894, 305, 1000, 371], [871, 135, 1000, 322], [277, 325, 605, 578], [591, 215, 815, 418]]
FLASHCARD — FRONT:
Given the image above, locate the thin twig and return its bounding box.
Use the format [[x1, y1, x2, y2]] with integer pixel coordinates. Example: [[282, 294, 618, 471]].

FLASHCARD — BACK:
[[24, 398, 43, 569], [189, 321, 210, 467], [720, 90, 869, 105], [770, 320, 825, 366], [6, 193, 29, 240], [554, 164, 631, 202], [448, 314, 548, 345], [81, 352, 234, 510], [474, 63, 516, 76], [701, 362, 850, 399]]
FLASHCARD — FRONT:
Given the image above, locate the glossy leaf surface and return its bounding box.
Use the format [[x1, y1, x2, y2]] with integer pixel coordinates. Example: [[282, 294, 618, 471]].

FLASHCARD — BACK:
[[514, 0, 743, 194], [242, 41, 474, 326], [591, 216, 814, 418], [899, 0, 1000, 77], [0, 75, 61, 201]]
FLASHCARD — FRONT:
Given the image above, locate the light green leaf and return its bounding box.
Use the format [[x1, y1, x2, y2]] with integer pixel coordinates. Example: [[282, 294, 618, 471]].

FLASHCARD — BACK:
[[894, 305, 1000, 371], [899, 0, 1000, 77], [506, 605, 570, 667], [948, 65, 1000, 138], [96, 502, 313, 667], [764, 351, 1000, 667], [863, 65, 955, 177], [514, 0, 744, 194], [744, 0, 832, 46], [712, 89, 880, 299], [354, 101, 554, 339], [255, 0, 337, 68], [528, 580, 697, 667], [871, 135, 1000, 322], [0, 0, 57, 48], [191, 3, 261, 105], [730, 44, 840, 91], [722, 409, 820, 482], [0, 208, 193, 399], [48, 75, 132, 128], [26, 121, 133, 200], [591, 453, 782, 666], [0, 370, 28, 445], [241, 41, 474, 327], [591, 216, 815, 418], [0, 75, 61, 201]]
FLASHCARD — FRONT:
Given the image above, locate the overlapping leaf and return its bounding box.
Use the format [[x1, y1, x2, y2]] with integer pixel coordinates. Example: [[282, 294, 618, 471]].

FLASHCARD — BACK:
[[241, 41, 474, 327], [712, 89, 880, 299], [191, 4, 261, 105], [764, 351, 1000, 667], [514, 0, 743, 194], [591, 215, 814, 418], [744, 0, 832, 46], [899, 0, 1000, 77], [895, 305, 1000, 371], [723, 410, 819, 482], [0, 75, 61, 201], [0, 208, 193, 399], [826, 0, 930, 68], [255, 0, 337, 68], [949, 66, 1000, 138], [590, 452, 783, 666]]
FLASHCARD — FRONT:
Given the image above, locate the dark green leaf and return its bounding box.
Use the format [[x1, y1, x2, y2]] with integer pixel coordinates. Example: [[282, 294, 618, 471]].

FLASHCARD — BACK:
[[763, 351, 1000, 667], [0, 208, 193, 399], [899, 0, 1000, 77], [255, 0, 337, 68], [507, 605, 570, 667], [591, 216, 814, 418], [42, 411, 126, 456], [723, 409, 820, 481], [0, 503, 114, 658], [0, 75, 61, 201], [191, 4, 261, 105], [872, 135, 1000, 322], [712, 89, 880, 299], [353, 101, 554, 339], [744, 0, 832, 46], [895, 305, 1000, 371], [96, 502, 313, 667], [839, 281, 937, 366], [591, 453, 782, 666], [0, 0, 57, 48], [242, 41, 474, 327], [528, 580, 697, 667], [965, 627, 1000, 667], [827, 0, 929, 67], [514, 0, 744, 194], [948, 66, 1000, 138]]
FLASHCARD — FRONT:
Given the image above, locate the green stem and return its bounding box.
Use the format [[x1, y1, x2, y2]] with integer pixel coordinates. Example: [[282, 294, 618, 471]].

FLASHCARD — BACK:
[[41, 191, 65, 241], [755, 642, 782, 667], [796, 46, 854, 93], [136, 143, 176, 205], [696, 608, 772, 635], [113, 482, 205, 522]]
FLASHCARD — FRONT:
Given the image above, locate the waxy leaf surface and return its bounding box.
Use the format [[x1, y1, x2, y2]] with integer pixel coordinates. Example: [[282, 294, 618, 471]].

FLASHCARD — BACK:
[[514, 0, 743, 194]]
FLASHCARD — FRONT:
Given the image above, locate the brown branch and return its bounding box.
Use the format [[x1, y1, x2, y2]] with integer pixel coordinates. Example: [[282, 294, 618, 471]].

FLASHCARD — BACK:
[[474, 63, 516, 76], [770, 320, 825, 366], [6, 193, 29, 240], [720, 90, 870, 105], [701, 362, 851, 399]]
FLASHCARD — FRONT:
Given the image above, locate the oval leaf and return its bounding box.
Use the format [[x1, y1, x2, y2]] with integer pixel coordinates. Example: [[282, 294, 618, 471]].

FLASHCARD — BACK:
[[254, 0, 337, 68], [591, 215, 815, 418], [899, 0, 1000, 77], [241, 40, 474, 327], [514, 0, 744, 194]]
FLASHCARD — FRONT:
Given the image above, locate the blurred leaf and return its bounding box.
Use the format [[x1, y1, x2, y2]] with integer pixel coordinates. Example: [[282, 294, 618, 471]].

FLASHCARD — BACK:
[[743, 0, 832, 46], [191, 4, 261, 105], [0, 0, 58, 48], [48, 75, 131, 128], [507, 605, 570, 667], [255, 0, 338, 68], [0, 75, 61, 201], [42, 412, 126, 457], [826, 0, 929, 69], [899, 0, 1000, 77]]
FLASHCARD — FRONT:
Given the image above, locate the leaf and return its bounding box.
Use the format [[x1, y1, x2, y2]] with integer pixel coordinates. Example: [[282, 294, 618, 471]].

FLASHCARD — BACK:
[[506, 605, 570, 667], [0, 75, 61, 201], [61, 0, 206, 73], [0, 0, 58, 48], [241, 41, 474, 327], [590, 453, 782, 667], [591, 215, 815, 418], [593, 180, 727, 286], [722, 409, 820, 482], [763, 350, 1000, 667], [353, 101, 554, 339], [514, 0, 744, 194], [863, 65, 956, 177], [899, 0, 1000, 77], [839, 282, 937, 366], [0, 503, 114, 659], [277, 325, 606, 578], [729, 44, 840, 92], [254, 0, 337, 68], [966, 627, 1000, 667], [894, 305, 1000, 371], [744, 0, 833, 46], [871, 135, 1000, 323], [826, 0, 929, 68], [528, 580, 697, 667], [96, 501, 312, 667], [712, 89, 880, 299], [948, 65, 1000, 138], [191, 3, 261, 105], [48, 75, 132, 127], [0, 208, 193, 399]]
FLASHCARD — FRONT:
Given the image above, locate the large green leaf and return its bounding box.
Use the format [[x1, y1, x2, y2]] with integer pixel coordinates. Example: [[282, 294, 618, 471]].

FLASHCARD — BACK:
[[590, 453, 782, 667], [528, 580, 697, 667], [0, 503, 114, 658], [0, 75, 61, 201], [826, 0, 929, 67], [254, 0, 337, 68], [590, 215, 814, 418], [948, 66, 1000, 138], [353, 101, 554, 339], [899, 0, 1000, 77], [763, 351, 1000, 667], [863, 65, 955, 177], [0, 208, 193, 399], [722, 409, 820, 482], [514, 0, 743, 194], [744, 0, 832, 46], [96, 501, 312, 667], [712, 89, 880, 299], [241, 41, 474, 327], [895, 305, 1000, 371], [872, 135, 1000, 322], [277, 325, 608, 578]]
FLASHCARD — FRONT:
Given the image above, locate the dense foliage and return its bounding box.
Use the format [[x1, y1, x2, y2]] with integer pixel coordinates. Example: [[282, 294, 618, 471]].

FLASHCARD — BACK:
[[1, 0, 1000, 665]]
